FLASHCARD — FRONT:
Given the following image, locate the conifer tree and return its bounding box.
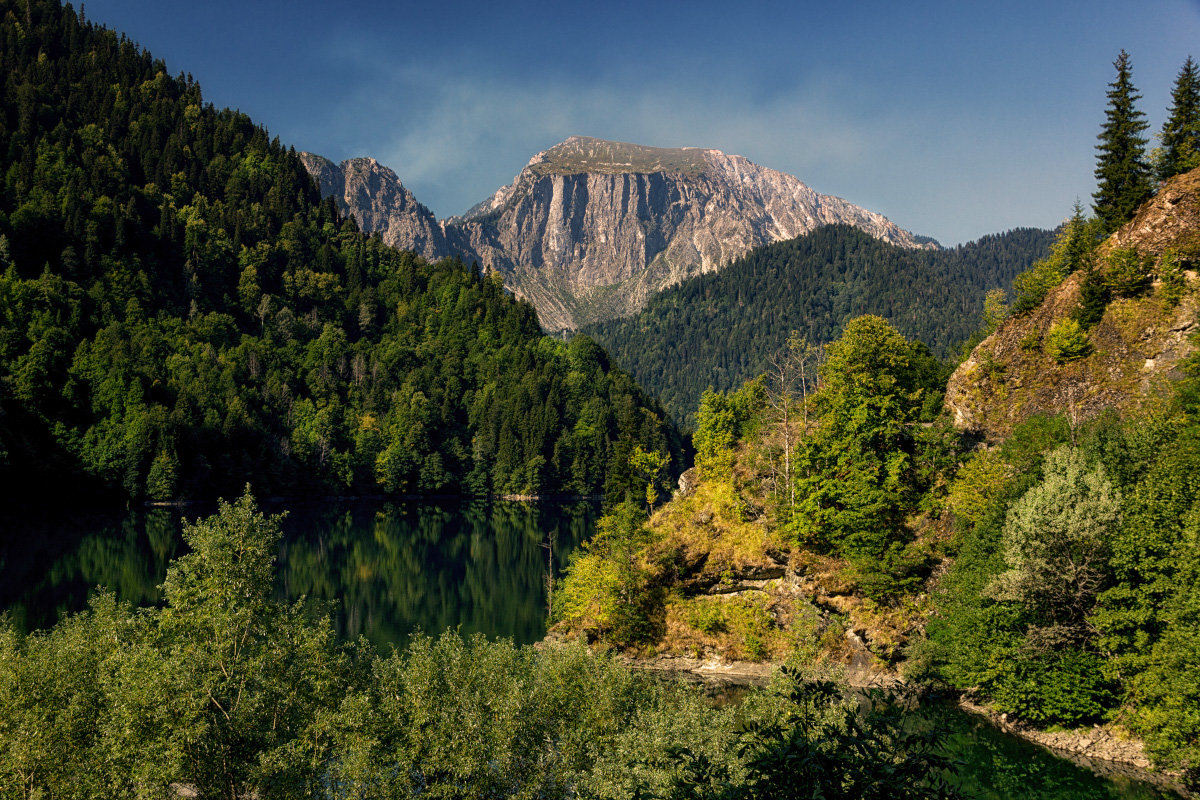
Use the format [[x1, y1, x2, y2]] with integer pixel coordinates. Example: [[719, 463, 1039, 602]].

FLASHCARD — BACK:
[[1156, 55, 1200, 182], [1093, 50, 1152, 234]]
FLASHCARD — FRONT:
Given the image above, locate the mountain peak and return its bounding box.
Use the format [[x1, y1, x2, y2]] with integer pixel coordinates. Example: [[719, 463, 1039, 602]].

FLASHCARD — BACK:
[[303, 141, 933, 330]]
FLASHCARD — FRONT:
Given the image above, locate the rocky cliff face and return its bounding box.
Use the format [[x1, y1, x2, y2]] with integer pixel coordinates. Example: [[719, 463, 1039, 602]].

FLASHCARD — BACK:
[[298, 153, 450, 263], [302, 137, 932, 330], [445, 137, 931, 329], [944, 168, 1200, 440]]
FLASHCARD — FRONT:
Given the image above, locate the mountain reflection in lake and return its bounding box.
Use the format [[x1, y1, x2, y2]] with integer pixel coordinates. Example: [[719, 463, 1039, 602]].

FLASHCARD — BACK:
[[0, 499, 597, 648]]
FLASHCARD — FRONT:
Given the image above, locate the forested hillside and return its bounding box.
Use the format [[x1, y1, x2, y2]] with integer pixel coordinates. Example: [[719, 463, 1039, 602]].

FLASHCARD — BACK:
[[0, 0, 681, 503], [556, 153, 1200, 785], [584, 225, 1054, 424]]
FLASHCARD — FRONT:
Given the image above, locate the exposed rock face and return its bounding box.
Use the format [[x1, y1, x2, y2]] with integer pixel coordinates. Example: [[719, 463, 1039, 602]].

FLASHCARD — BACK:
[[302, 137, 932, 330], [945, 167, 1200, 440], [298, 153, 450, 263], [445, 137, 931, 329]]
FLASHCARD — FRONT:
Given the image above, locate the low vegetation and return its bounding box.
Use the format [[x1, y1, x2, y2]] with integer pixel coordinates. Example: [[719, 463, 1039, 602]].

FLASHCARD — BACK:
[[0, 490, 968, 799], [554, 315, 960, 664]]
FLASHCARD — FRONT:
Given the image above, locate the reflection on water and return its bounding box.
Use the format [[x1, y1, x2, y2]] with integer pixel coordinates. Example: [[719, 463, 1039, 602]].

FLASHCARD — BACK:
[[0, 499, 596, 647], [277, 500, 595, 647], [938, 705, 1185, 799], [0, 500, 1185, 798]]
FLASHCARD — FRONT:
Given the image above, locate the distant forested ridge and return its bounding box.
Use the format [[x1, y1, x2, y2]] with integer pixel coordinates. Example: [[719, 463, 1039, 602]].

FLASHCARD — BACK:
[[584, 225, 1055, 424], [0, 0, 680, 502]]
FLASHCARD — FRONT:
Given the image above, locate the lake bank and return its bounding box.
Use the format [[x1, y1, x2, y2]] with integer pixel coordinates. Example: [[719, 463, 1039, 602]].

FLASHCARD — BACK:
[[605, 646, 1190, 798]]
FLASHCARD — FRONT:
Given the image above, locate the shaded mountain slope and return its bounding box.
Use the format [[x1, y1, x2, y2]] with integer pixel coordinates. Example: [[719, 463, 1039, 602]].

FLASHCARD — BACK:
[[584, 225, 1054, 424], [0, 0, 681, 503]]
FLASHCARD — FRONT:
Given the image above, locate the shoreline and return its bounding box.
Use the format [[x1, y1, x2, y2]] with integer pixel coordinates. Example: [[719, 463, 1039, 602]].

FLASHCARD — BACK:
[[956, 697, 1191, 798], [614, 650, 1189, 797], [144, 492, 603, 508]]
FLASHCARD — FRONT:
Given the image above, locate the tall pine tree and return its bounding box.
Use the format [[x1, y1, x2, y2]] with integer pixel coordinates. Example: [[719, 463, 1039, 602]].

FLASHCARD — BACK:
[[1156, 55, 1200, 182], [1093, 50, 1152, 234]]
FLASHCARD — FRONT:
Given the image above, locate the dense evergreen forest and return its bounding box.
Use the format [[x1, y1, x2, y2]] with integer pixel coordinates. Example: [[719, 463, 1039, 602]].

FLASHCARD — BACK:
[[0, 0, 681, 503], [584, 225, 1054, 424]]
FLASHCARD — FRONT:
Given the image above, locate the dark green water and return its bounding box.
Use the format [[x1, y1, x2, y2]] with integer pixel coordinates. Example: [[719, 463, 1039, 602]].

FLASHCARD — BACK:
[[0, 500, 1185, 798], [0, 498, 595, 647], [938, 706, 1185, 799]]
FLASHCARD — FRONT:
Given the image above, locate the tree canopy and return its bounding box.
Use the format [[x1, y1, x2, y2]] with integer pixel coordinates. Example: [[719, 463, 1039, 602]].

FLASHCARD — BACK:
[[1156, 55, 1200, 182], [0, 0, 681, 502]]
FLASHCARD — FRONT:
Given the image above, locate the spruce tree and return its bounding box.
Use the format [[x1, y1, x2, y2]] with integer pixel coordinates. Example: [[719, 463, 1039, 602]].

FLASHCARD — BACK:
[[1156, 55, 1200, 182], [1093, 50, 1152, 234]]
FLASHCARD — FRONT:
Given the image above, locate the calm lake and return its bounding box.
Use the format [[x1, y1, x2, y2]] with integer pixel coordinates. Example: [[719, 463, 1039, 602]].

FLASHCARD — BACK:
[[0, 499, 1185, 799]]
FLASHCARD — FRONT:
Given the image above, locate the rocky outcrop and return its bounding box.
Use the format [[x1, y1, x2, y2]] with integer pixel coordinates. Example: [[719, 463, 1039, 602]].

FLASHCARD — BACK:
[[298, 153, 451, 264], [302, 137, 932, 330], [945, 167, 1200, 440], [445, 137, 932, 329]]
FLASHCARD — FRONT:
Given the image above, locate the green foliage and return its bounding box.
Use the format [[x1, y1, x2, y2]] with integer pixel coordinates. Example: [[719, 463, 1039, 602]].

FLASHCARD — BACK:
[[1159, 248, 1188, 306], [1042, 318, 1091, 363], [981, 287, 1009, 336], [987, 649, 1118, 727], [1010, 210, 1099, 316], [790, 316, 951, 599], [0, 0, 681, 502], [584, 225, 1054, 425], [946, 448, 1013, 531], [991, 447, 1120, 645], [692, 380, 765, 479], [1093, 50, 1153, 234], [925, 404, 1200, 770], [1072, 266, 1111, 328], [1010, 257, 1067, 315], [0, 491, 357, 799], [3, 494, 971, 799], [554, 500, 659, 644], [666, 671, 965, 800], [1155, 55, 1200, 183], [631, 445, 671, 512], [1102, 246, 1154, 297]]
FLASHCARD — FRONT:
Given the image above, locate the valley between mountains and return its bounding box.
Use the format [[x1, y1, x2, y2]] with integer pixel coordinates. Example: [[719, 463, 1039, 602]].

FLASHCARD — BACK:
[[3, 2, 1199, 797]]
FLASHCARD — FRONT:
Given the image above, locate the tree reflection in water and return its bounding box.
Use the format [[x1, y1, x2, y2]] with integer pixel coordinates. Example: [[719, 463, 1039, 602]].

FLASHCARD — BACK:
[[0, 499, 598, 648]]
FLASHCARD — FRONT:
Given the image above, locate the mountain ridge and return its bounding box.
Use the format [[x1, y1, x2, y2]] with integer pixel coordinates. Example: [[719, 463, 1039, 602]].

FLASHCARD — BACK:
[[302, 138, 935, 329]]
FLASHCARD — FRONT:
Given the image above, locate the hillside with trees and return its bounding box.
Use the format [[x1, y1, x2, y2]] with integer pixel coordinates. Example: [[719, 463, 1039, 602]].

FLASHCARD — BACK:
[[583, 225, 1054, 425], [554, 50, 1200, 789], [0, 0, 681, 504]]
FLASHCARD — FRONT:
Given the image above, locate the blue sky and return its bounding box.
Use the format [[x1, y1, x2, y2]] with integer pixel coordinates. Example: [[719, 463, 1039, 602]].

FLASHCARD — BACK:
[[81, 0, 1200, 244]]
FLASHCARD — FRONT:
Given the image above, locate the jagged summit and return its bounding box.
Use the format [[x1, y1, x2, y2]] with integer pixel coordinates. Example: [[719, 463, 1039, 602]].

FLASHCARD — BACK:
[[298, 152, 449, 263], [302, 138, 933, 329]]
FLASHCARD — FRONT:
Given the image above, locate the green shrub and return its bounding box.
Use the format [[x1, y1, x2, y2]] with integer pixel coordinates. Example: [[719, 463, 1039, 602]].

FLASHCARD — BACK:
[[1073, 268, 1111, 328], [1043, 318, 1091, 363], [988, 649, 1119, 726], [1103, 246, 1153, 297], [1159, 249, 1188, 307], [1011, 258, 1066, 314]]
